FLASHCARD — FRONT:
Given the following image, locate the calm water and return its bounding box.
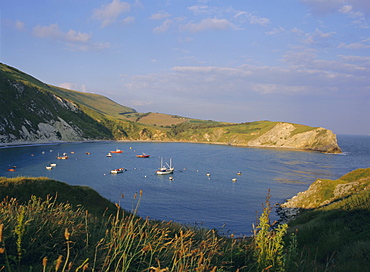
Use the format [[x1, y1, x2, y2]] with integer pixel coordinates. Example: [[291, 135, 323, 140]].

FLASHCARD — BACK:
[[1, 135, 369, 236]]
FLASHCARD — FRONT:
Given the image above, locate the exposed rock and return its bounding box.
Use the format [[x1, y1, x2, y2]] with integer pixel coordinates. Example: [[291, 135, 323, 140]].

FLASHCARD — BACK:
[[281, 173, 370, 210], [246, 122, 341, 153], [18, 117, 84, 142]]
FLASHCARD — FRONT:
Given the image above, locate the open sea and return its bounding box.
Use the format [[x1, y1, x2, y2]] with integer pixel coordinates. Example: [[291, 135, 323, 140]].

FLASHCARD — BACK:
[[1, 134, 369, 237]]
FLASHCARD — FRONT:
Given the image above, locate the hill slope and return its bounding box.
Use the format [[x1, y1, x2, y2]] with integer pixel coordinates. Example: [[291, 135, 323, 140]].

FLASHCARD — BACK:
[[0, 63, 341, 153], [280, 168, 370, 271]]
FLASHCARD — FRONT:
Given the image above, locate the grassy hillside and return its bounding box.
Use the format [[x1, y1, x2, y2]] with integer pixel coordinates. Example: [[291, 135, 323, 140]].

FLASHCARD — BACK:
[[283, 168, 370, 271], [0, 169, 369, 271], [49, 85, 136, 118], [0, 176, 118, 217], [0, 63, 135, 117], [0, 66, 114, 140]]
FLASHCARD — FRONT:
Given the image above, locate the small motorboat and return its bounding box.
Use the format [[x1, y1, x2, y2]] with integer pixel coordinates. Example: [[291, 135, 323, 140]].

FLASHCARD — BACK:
[[50, 163, 57, 167], [6, 166, 16, 172], [111, 148, 123, 153], [110, 168, 125, 174], [106, 153, 112, 157], [57, 153, 68, 159], [136, 153, 150, 158], [46, 166, 53, 170]]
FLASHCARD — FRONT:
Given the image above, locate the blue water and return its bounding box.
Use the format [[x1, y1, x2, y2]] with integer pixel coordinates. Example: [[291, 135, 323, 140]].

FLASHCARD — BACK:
[[0, 135, 369, 237]]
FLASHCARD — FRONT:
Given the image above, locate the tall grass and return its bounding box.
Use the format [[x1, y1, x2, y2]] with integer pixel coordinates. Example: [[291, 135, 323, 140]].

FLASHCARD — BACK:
[[2, 170, 368, 271], [0, 193, 242, 271]]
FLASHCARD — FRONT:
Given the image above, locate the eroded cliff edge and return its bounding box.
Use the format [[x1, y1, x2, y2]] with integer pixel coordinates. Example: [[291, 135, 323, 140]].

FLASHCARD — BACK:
[[245, 122, 341, 153]]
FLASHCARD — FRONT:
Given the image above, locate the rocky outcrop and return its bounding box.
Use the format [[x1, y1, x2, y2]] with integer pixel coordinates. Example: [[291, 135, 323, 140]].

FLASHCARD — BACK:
[[246, 123, 341, 153], [0, 76, 112, 144], [281, 169, 370, 210]]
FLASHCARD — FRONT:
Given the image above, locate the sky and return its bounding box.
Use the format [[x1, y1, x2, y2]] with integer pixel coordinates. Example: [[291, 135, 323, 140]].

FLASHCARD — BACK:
[[1, 0, 370, 135]]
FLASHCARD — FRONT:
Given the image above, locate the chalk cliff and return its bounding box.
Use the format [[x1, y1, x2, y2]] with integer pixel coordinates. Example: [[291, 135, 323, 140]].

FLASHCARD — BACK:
[[245, 122, 341, 153]]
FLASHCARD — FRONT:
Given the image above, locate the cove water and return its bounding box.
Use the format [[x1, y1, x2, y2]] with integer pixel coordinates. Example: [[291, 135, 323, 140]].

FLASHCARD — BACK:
[[1, 135, 369, 237]]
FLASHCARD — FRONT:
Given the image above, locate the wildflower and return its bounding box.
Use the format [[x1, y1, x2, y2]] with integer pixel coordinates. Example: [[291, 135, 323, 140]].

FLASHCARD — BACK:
[[55, 255, 63, 271], [64, 228, 71, 241]]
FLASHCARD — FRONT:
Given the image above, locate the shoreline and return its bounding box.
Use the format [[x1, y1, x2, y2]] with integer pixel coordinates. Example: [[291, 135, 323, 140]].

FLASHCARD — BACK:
[[0, 138, 340, 153]]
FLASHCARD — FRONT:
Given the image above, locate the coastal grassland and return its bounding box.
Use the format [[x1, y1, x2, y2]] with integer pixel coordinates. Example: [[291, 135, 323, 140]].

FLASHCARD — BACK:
[[285, 168, 370, 272], [1, 169, 368, 271], [130, 112, 189, 127], [49, 86, 135, 119], [0, 177, 117, 217], [0, 177, 304, 272], [289, 124, 316, 137], [0, 63, 50, 91], [169, 120, 279, 144]]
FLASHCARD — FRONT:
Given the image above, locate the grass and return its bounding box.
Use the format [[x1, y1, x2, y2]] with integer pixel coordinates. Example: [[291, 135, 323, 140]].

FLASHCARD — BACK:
[[0, 177, 307, 272], [285, 168, 370, 272], [0, 185, 234, 271], [0, 171, 368, 271]]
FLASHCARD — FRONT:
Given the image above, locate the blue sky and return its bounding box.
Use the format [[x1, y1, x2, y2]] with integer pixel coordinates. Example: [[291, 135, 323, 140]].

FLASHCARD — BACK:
[[1, 0, 369, 135]]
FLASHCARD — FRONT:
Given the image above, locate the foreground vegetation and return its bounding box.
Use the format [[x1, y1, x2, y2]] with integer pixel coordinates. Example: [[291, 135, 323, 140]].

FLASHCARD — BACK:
[[1, 168, 369, 271]]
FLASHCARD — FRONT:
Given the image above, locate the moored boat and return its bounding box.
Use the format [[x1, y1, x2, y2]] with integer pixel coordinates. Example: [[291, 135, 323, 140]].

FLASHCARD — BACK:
[[110, 168, 125, 174], [106, 152, 112, 157], [57, 153, 68, 159], [111, 148, 123, 153], [156, 158, 174, 175], [136, 153, 150, 158]]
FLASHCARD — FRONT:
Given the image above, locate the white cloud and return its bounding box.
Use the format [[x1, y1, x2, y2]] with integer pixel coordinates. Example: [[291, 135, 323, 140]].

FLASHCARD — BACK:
[[65, 30, 91, 43], [153, 19, 173, 33], [33, 24, 91, 43], [59, 83, 87, 92], [150, 11, 171, 20], [32, 24, 110, 51], [122, 16, 135, 25], [302, 28, 335, 44], [300, 0, 370, 17], [337, 38, 370, 49], [181, 18, 235, 32], [234, 11, 270, 26], [188, 5, 209, 14], [266, 26, 285, 35], [92, 0, 131, 27], [121, 51, 370, 101], [15, 20, 25, 31], [33, 24, 63, 39]]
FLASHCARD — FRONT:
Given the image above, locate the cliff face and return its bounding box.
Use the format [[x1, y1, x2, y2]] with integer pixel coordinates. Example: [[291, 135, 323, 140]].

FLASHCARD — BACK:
[[281, 168, 370, 209], [0, 73, 113, 144], [172, 122, 342, 153], [246, 122, 341, 153]]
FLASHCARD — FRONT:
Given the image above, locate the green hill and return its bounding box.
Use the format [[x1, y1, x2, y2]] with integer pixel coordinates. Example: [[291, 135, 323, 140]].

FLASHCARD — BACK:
[[281, 168, 370, 271], [0, 63, 341, 153]]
